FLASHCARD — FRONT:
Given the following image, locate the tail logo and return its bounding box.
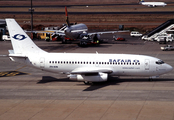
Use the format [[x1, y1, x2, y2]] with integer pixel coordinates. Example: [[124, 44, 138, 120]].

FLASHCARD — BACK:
[[13, 34, 27, 41]]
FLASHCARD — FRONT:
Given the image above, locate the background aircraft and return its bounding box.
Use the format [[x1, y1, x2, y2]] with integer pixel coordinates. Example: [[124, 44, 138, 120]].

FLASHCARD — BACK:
[[6, 19, 173, 84], [139, 0, 167, 7], [34, 7, 128, 45]]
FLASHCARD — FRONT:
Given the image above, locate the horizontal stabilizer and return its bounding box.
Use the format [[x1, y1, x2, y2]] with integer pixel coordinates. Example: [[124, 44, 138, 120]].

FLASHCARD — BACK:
[[8, 54, 27, 58], [8, 50, 27, 58], [0, 54, 27, 58]]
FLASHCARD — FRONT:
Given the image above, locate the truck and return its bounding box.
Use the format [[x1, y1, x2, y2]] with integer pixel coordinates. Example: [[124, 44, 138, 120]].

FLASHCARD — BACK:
[[161, 45, 174, 51], [2, 35, 11, 41], [130, 31, 142, 37], [36, 31, 54, 41], [155, 34, 174, 42]]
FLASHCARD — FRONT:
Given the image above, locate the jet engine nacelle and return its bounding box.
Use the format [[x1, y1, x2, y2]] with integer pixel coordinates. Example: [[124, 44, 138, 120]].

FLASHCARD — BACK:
[[68, 72, 108, 82], [80, 33, 88, 39]]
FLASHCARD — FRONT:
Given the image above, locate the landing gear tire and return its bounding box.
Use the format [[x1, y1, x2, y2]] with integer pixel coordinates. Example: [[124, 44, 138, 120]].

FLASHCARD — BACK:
[[46, 39, 50, 42], [83, 81, 91, 85], [62, 39, 67, 44], [149, 78, 153, 81]]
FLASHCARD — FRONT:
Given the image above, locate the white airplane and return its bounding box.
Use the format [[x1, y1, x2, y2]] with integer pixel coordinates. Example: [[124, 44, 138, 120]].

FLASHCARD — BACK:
[[34, 7, 128, 44], [6, 19, 173, 84], [139, 0, 167, 7]]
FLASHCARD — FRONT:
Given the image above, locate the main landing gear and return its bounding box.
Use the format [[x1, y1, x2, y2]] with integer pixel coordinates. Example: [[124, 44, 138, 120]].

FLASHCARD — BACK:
[[83, 81, 93, 85]]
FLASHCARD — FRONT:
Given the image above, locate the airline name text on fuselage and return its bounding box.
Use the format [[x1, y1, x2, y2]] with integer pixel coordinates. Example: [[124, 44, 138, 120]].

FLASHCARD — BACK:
[[109, 59, 140, 63]]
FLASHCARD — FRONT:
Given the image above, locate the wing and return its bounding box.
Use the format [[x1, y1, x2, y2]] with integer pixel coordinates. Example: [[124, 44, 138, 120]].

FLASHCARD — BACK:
[[88, 30, 130, 36], [25, 30, 65, 36], [71, 67, 113, 74]]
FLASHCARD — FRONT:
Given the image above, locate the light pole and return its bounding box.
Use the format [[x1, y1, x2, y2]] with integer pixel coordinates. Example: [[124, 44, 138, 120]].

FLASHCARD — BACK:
[[29, 0, 34, 32]]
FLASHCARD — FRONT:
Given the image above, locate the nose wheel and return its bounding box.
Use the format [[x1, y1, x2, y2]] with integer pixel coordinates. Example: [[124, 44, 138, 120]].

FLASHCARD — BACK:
[[149, 76, 158, 81]]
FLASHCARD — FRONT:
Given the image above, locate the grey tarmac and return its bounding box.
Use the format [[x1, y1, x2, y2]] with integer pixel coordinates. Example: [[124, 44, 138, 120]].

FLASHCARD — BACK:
[[0, 33, 174, 120]]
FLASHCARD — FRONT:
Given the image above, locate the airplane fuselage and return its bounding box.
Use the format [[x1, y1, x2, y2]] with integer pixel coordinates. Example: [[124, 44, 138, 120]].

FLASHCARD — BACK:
[[12, 53, 173, 79], [140, 2, 167, 7], [64, 23, 88, 39]]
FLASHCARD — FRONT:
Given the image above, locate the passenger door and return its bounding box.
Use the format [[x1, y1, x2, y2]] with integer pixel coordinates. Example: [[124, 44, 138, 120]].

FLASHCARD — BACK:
[[40, 57, 45, 68], [145, 59, 150, 70]]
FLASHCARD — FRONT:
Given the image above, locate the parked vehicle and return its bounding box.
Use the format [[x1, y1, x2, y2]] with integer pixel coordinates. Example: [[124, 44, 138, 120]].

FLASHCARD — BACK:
[[158, 37, 167, 44], [161, 45, 174, 51], [155, 34, 173, 42], [113, 35, 125, 41], [130, 31, 142, 37], [2, 35, 11, 41]]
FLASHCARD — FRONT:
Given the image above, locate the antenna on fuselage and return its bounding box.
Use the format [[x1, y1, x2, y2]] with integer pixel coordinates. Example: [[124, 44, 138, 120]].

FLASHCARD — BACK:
[[65, 6, 70, 27]]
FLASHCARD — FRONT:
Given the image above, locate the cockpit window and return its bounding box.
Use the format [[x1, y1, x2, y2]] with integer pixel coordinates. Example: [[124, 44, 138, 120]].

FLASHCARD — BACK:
[[156, 60, 165, 65]]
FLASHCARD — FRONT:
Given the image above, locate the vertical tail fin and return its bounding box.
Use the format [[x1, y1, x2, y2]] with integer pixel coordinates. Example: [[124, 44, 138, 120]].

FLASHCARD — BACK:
[[6, 19, 46, 56], [65, 6, 70, 27]]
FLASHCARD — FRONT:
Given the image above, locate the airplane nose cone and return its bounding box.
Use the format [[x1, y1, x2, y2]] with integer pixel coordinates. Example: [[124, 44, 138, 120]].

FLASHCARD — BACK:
[[166, 64, 173, 73]]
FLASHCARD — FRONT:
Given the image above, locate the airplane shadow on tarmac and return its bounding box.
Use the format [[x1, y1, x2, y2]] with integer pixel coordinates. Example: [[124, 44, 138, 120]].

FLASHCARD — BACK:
[[38, 76, 174, 91]]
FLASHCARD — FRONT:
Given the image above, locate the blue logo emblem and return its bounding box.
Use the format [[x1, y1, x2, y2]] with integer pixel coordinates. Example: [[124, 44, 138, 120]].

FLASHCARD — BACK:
[[13, 34, 27, 40]]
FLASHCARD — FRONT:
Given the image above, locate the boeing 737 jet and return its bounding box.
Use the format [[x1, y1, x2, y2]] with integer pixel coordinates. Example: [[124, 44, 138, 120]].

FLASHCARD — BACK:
[[6, 19, 173, 84], [139, 0, 167, 7]]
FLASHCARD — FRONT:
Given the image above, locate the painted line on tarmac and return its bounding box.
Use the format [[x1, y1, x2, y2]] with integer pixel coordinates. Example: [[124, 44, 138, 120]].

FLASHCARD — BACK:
[[0, 71, 29, 77]]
